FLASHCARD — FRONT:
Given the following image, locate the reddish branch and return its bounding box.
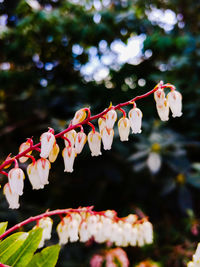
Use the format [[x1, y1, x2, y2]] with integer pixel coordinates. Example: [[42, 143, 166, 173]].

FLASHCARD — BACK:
[[0, 81, 174, 174]]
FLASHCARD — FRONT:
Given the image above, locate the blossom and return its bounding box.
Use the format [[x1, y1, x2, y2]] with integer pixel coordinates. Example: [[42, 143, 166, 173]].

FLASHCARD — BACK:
[[40, 131, 55, 159], [143, 221, 153, 244], [62, 146, 76, 172], [79, 221, 92, 242], [101, 128, 114, 150], [187, 243, 200, 267], [118, 117, 130, 141], [105, 109, 117, 129], [154, 88, 165, 106], [88, 131, 102, 156], [90, 255, 104, 267], [167, 90, 183, 118], [57, 220, 69, 245], [3, 183, 20, 209], [49, 143, 60, 163], [27, 162, 44, 190], [19, 141, 32, 163], [156, 99, 169, 121], [8, 167, 25, 196], [36, 158, 51, 185], [36, 217, 53, 248], [64, 130, 77, 147], [128, 107, 143, 134], [75, 132, 87, 154], [98, 117, 106, 132], [72, 108, 87, 125], [147, 152, 161, 174]]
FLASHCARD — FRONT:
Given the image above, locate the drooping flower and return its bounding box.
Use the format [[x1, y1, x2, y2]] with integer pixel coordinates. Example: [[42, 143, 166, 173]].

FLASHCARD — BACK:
[[49, 143, 60, 163], [147, 152, 161, 174], [27, 162, 44, 190], [128, 107, 143, 134], [101, 128, 114, 150], [36, 158, 51, 185], [75, 132, 87, 154], [187, 243, 200, 266], [8, 167, 25, 196], [90, 254, 104, 267], [19, 141, 32, 163], [167, 90, 183, 118], [88, 131, 102, 156], [40, 131, 55, 159], [3, 183, 20, 209], [156, 99, 169, 121], [105, 109, 117, 129], [72, 108, 87, 125], [118, 117, 130, 141], [154, 88, 165, 106], [36, 217, 53, 248], [62, 146, 76, 172], [64, 130, 77, 147], [143, 221, 153, 244], [79, 221, 92, 242], [98, 117, 106, 132]]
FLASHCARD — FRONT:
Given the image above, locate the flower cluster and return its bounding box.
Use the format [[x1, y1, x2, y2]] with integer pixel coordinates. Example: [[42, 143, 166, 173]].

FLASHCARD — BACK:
[[32, 208, 153, 249], [188, 243, 200, 267], [90, 248, 129, 267], [0, 82, 182, 209]]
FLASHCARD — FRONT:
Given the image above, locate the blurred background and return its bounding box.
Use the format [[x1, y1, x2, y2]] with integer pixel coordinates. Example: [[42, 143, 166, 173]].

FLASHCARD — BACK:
[[0, 0, 200, 266]]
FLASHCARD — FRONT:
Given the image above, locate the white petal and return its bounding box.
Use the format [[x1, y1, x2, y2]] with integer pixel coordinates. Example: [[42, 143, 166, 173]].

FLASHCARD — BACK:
[[3, 183, 20, 209], [105, 109, 117, 129], [62, 147, 76, 173], [167, 90, 183, 118], [147, 152, 161, 173], [128, 108, 142, 134], [37, 158, 51, 185], [88, 131, 102, 156], [8, 168, 24, 196], [27, 163, 44, 190], [40, 132, 55, 158], [156, 99, 169, 121], [64, 130, 77, 147], [75, 132, 87, 154], [118, 117, 130, 141], [101, 128, 114, 150]]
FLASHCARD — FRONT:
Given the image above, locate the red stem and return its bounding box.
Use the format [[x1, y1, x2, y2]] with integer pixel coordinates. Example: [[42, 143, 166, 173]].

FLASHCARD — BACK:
[[61, 136, 72, 147], [0, 82, 172, 172], [87, 122, 96, 133], [118, 108, 126, 118]]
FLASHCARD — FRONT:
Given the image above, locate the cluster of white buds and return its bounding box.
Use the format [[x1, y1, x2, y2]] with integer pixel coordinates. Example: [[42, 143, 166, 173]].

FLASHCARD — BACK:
[[154, 85, 182, 121], [56, 209, 153, 247], [188, 243, 200, 267]]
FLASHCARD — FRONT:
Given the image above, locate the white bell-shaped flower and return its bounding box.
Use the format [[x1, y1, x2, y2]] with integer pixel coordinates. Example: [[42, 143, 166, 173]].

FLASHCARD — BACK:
[[19, 141, 32, 163], [105, 109, 117, 129], [3, 183, 20, 209], [49, 143, 60, 163], [88, 131, 102, 156], [98, 117, 106, 132], [37, 217, 53, 248], [129, 226, 138, 246], [62, 146, 76, 173], [154, 88, 165, 106], [143, 221, 153, 244], [128, 107, 143, 134], [8, 167, 25, 196], [64, 130, 77, 147], [167, 90, 183, 118], [75, 132, 87, 154], [27, 162, 44, 190], [101, 128, 114, 150], [57, 220, 69, 245], [79, 221, 91, 242], [118, 117, 130, 141], [147, 152, 161, 174], [68, 218, 79, 242], [156, 99, 169, 121], [40, 131, 55, 159], [72, 108, 87, 125], [36, 158, 51, 185], [193, 243, 200, 263]]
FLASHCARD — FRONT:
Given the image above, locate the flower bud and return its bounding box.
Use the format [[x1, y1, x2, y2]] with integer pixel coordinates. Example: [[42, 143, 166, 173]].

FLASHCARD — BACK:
[[75, 132, 87, 154], [19, 141, 32, 163], [154, 88, 165, 106], [3, 183, 20, 209], [64, 130, 77, 147], [57, 220, 69, 245], [88, 131, 102, 156], [118, 117, 130, 141], [156, 99, 169, 121], [36, 217, 53, 248], [40, 131, 55, 159], [49, 143, 60, 163], [8, 167, 25, 196], [27, 162, 44, 190], [128, 107, 143, 134], [167, 90, 183, 118], [37, 158, 51, 185], [101, 128, 114, 150], [105, 109, 117, 129], [143, 221, 153, 244], [72, 108, 87, 125], [98, 117, 106, 132], [62, 146, 76, 173]]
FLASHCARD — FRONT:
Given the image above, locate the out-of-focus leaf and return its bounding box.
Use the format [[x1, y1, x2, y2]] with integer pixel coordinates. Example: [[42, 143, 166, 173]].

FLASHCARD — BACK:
[[178, 186, 193, 214], [0, 232, 28, 263], [192, 163, 200, 172], [27, 244, 60, 267], [0, 222, 8, 236]]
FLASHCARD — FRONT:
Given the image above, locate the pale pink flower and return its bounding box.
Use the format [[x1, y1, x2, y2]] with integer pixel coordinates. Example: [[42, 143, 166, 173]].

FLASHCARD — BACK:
[[90, 254, 104, 267]]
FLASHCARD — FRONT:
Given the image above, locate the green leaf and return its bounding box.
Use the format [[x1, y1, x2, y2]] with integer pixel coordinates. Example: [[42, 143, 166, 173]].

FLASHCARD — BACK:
[[27, 244, 60, 267], [0, 222, 8, 236], [0, 232, 28, 263], [6, 228, 43, 267]]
